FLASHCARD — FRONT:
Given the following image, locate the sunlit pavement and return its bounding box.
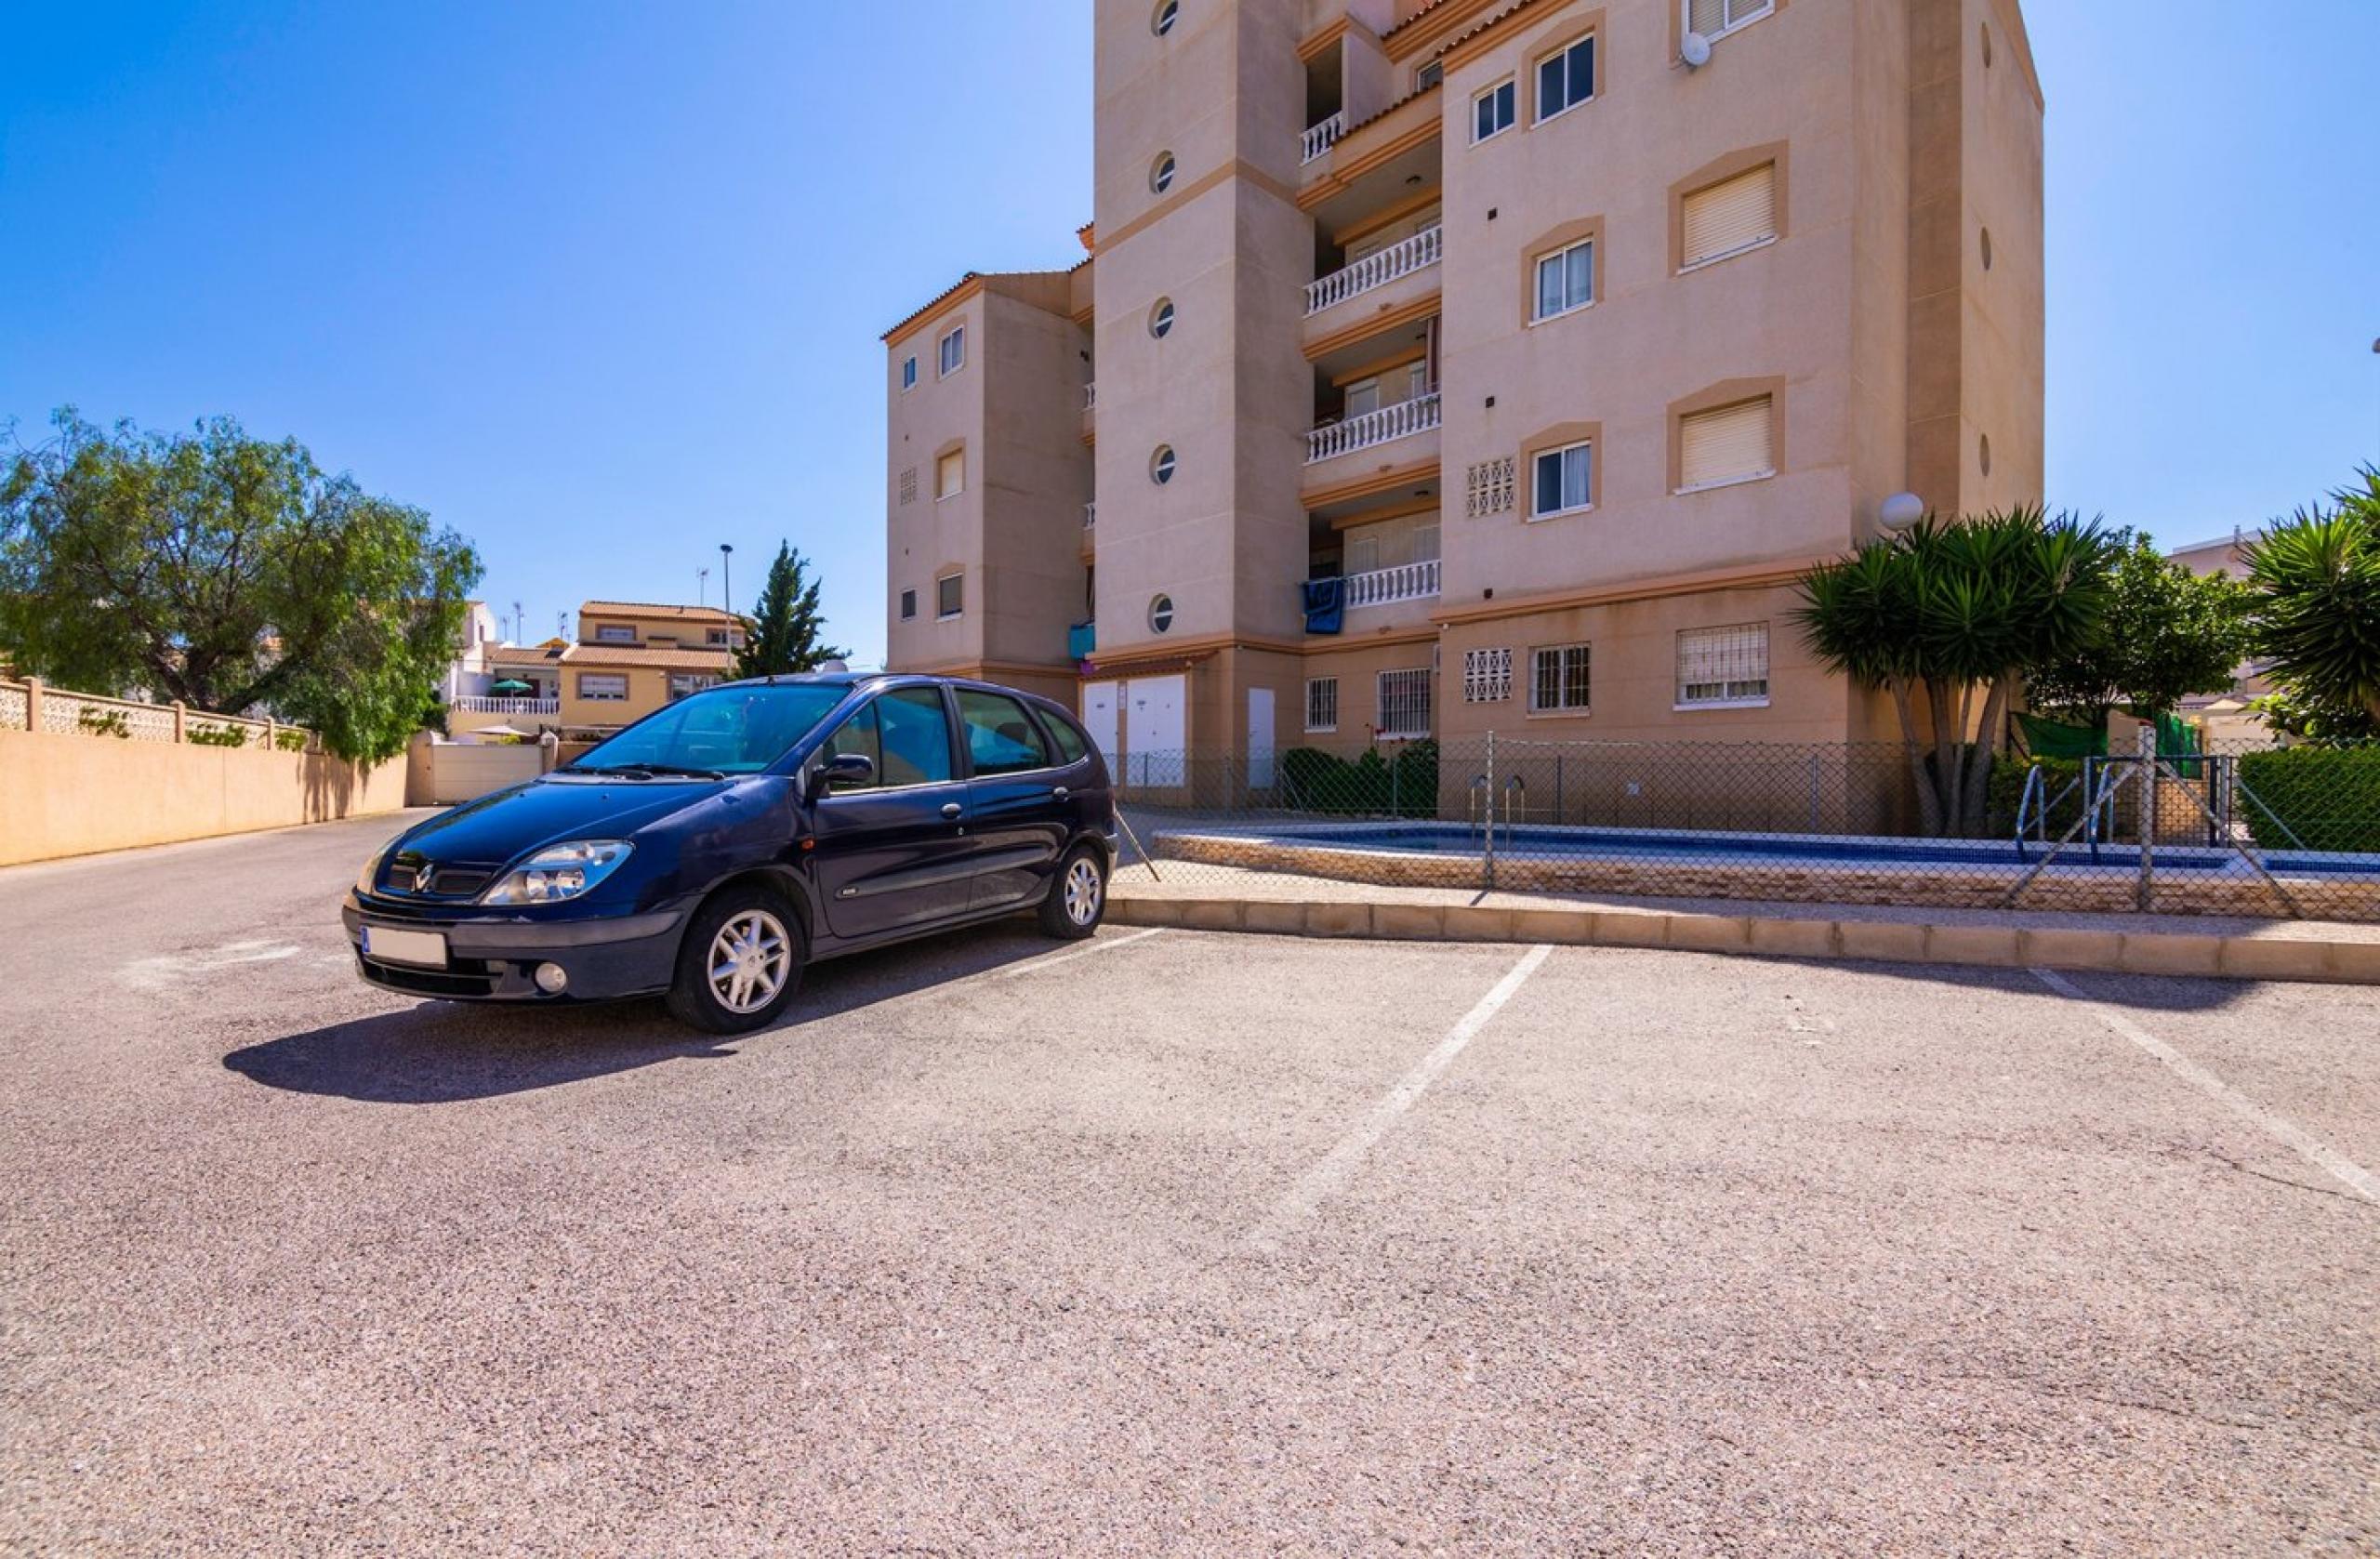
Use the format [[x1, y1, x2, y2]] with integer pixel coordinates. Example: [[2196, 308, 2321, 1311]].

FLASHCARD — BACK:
[[2, 815, 2374, 1555]]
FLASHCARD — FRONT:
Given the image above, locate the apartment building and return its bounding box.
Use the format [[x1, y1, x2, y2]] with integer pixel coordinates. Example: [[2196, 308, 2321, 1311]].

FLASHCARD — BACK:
[[884, 0, 2043, 775]]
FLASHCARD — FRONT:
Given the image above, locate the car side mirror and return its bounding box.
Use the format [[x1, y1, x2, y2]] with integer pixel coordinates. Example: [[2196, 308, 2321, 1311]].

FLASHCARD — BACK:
[[808, 751, 874, 801]]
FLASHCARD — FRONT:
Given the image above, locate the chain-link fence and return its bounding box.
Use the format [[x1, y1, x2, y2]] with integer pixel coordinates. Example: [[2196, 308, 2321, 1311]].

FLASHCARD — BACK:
[[1105, 733, 2380, 923]]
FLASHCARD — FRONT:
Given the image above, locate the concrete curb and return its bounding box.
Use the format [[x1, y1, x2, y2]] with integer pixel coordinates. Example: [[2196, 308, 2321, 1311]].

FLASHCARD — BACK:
[[1105, 895, 2380, 985]]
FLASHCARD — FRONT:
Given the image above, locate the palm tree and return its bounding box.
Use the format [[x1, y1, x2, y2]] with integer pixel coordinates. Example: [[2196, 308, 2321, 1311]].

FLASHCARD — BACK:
[[2241, 469, 2380, 729], [1796, 509, 2115, 836]]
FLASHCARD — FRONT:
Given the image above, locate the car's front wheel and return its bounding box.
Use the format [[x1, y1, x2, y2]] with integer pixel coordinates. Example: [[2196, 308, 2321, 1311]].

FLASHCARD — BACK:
[[666, 884, 805, 1034], [1037, 843, 1108, 941]]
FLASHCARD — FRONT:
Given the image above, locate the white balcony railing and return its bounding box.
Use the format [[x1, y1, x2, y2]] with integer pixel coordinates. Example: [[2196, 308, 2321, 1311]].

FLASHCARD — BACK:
[[1305, 391, 1441, 465], [1344, 558, 1441, 609], [1305, 225, 1441, 315], [1301, 111, 1347, 165], [452, 695, 560, 716]]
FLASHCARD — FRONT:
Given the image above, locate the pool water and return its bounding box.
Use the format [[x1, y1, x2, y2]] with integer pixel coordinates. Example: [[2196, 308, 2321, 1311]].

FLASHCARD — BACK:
[[1261, 823, 2377, 878]]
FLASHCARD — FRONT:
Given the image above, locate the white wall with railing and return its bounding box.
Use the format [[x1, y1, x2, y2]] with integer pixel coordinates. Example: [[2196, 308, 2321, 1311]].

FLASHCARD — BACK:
[[1305, 225, 1442, 315], [450, 695, 562, 716], [1301, 112, 1347, 165], [0, 676, 319, 751], [1342, 558, 1441, 608], [1306, 391, 1441, 464]]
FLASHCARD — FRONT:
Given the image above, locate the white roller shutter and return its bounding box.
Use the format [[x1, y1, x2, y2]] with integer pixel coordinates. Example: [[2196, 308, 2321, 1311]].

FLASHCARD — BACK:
[[1679, 397, 1775, 492], [1681, 163, 1777, 270]]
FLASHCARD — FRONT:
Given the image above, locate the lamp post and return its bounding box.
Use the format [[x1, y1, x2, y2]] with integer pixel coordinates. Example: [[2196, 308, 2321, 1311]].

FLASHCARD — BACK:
[[720, 544, 734, 618], [697, 566, 708, 609]]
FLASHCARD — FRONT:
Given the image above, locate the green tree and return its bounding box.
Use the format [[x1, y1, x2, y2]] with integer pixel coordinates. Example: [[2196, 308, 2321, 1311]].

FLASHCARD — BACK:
[[1794, 509, 2116, 837], [2022, 531, 2254, 725], [0, 409, 480, 762], [734, 541, 847, 678], [2241, 468, 2380, 730]]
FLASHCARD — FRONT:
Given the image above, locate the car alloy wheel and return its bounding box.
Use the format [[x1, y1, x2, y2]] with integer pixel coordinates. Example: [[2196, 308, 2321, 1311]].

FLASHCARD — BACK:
[[1063, 855, 1104, 927], [707, 908, 792, 1014]]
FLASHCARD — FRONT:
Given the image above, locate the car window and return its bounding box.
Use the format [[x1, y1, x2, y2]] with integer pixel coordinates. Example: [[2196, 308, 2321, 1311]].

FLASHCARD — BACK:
[[876, 686, 956, 786], [957, 690, 1051, 776], [818, 703, 881, 789], [1042, 709, 1091, 767], [572, 682, 847, 774]]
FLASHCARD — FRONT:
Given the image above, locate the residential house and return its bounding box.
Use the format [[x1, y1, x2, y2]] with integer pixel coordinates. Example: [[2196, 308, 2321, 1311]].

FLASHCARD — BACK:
[[559, 601, 746, 732], [884, 0, 2044, 779]]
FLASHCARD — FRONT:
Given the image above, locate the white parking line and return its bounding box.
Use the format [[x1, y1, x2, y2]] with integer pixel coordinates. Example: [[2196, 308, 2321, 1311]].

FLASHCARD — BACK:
[[994, 926, 1167, 980], [1249, 944, 1554, 1254], [2030, 966, 2378, 1203]]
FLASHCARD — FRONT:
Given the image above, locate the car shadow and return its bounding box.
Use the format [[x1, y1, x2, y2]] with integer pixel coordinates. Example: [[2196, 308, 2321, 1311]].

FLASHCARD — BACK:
[[224, 919, 1064, 1104]]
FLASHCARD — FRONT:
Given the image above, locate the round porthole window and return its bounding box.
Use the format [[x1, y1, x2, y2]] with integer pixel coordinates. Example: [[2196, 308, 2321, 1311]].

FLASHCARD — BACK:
[[1149, 297, 1176, 338], [1153, 0, 1179, 37], [1979, 433, 1993, 477], [1150, 444, 1177, 484], [1150, 152, 1176, 194], [1980, 226, 1993, 271], [1149, 594, 1175, 633]]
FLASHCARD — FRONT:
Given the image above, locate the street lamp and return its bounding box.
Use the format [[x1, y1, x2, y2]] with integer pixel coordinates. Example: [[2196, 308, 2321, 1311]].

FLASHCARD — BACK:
[[720, 544, 734, 618]]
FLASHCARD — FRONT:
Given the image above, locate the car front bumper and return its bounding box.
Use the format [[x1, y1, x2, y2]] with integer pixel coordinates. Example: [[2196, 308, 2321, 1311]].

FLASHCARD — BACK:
[[342, 896, 690, 1002]]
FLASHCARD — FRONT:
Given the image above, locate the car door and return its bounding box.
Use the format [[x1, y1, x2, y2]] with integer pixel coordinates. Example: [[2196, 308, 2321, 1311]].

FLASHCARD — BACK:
[[955, 688, 1072, 912], [807, 686, 972, 940]]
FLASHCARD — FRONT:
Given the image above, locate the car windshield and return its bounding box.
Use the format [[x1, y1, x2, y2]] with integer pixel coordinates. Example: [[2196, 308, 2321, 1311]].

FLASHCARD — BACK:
[[567, 683, 851, 776]]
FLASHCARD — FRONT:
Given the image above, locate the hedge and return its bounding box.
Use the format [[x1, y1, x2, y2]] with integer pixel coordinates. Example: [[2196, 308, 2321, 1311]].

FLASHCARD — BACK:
[[1281, 741, 1438, 818], [2237, 746, 2380, 854]]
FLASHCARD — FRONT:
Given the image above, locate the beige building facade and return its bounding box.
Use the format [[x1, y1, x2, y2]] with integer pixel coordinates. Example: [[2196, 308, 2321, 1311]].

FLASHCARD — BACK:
[[884, 0, 2044, 775]]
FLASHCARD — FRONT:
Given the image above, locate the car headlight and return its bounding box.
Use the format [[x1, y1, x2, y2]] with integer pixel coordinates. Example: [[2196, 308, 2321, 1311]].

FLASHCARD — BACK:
[[356, 846, 390, 896], [478, 839, 634, 905]]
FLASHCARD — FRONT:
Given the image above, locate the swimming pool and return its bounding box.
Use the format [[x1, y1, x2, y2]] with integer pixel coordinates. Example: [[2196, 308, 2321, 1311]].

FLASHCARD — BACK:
[[1251, 822, 2380, 877], [1144, 819, 2380, 919]]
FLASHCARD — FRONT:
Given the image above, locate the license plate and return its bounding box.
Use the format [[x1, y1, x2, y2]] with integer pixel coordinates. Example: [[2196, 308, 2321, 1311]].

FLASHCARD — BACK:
[[363, 925, 448, 969]]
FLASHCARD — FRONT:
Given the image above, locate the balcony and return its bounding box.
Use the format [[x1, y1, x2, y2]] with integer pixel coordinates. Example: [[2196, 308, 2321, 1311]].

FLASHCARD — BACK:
[[451, 695, 560, 717], [1306, 391, 1440, 465], [1345, 558, 1440, 609], [1301, 112, 1347, 165], [1305, 225, 1440, 316]]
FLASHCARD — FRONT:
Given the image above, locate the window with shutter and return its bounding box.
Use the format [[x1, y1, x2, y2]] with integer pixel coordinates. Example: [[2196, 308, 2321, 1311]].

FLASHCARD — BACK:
[[935, 573, 962, 619], [1677, 397, 1775, 492], [899, 588, 917, 621], [1680, 163, 1778, 271], [1533, 239, 1593, 320], [1527, 644, 1592, 714], [1530, 441, 1593, 519], [1686, 0, 1773, 41], [1376, 668, 1432, 738], [1676, 623, 1771, 707], [936, 449, 965, 500], [1304, 677, 1338, 733]]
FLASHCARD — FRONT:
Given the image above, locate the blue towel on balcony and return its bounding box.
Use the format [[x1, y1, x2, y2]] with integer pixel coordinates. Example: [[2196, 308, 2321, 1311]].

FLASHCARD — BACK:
[[1302, 576, 1345, 635]]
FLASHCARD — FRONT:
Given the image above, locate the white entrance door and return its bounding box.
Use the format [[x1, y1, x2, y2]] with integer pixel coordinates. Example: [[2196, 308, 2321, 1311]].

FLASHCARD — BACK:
[[1125, 674, 1186, 787], [1247, 687, 1276, 789], [1080, 680, 1120, 771]]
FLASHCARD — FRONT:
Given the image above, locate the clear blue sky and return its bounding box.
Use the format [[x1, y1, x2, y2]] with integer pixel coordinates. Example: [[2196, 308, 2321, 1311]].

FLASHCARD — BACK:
[[3, 3, 2373, 667]]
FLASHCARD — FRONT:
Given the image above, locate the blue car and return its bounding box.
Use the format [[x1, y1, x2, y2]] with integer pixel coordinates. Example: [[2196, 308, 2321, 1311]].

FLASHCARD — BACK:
[[345, 673, 1117, 1033]]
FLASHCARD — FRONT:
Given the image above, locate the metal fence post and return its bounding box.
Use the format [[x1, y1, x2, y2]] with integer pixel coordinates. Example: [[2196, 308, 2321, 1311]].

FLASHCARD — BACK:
[[1483, 730, 1497, 892], [2135, 721, 2157, 912]]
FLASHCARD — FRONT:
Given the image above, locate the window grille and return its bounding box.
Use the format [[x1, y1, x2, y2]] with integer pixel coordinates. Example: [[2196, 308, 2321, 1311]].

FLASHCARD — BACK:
[[1528, 643, 1592, 713], [1677, 622, 1771, 705], [1304, 677, 1338, 733], [1377, 667, 1433, 738], [1466, 456, 1514, 517], [1462, 648, 1513, 703]]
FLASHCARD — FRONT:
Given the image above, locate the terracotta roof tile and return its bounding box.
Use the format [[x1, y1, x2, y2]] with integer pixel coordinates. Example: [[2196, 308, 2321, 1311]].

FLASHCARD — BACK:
[[561, 644, 737, 669]]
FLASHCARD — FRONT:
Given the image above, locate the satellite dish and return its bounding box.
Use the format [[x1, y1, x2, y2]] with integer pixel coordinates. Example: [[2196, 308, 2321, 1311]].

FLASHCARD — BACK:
[[1680, 31, 1712, 68], [816, 658, 851, 674], [1880, 492, 1926, 530]]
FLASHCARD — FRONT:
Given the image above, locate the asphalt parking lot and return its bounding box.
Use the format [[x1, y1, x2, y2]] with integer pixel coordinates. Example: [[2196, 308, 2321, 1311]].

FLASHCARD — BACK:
[[2, 812, 2376, 1556]]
